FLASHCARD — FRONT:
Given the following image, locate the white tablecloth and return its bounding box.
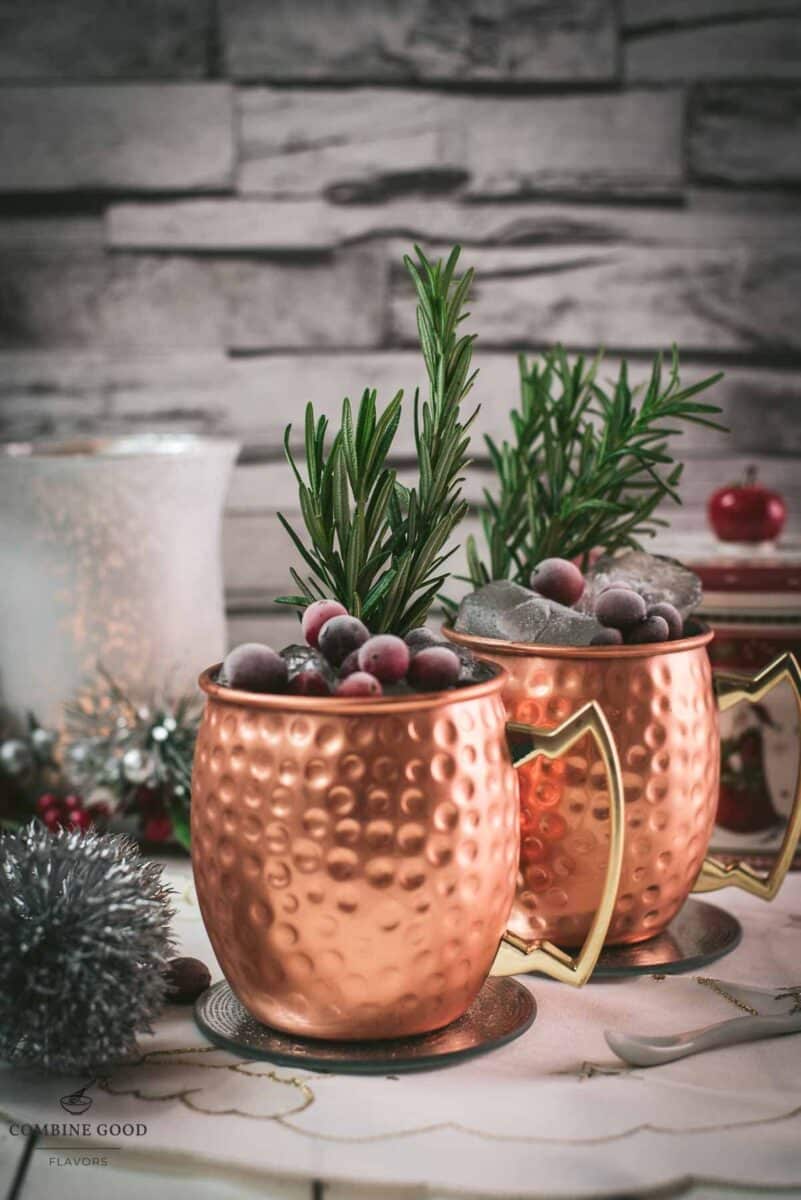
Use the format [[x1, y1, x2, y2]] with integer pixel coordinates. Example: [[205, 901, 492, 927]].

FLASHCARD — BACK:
[[2, 860, 801, 1200]]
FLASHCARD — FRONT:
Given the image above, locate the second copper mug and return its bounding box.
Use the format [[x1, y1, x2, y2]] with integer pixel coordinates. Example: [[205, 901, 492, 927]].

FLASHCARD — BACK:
[[445, 627, 801, 949], [190, 663, 625, 1040]]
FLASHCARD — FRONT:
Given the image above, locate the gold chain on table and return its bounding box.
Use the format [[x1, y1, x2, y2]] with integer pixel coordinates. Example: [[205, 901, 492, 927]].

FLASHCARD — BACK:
[[696, 976, 760, 1015]]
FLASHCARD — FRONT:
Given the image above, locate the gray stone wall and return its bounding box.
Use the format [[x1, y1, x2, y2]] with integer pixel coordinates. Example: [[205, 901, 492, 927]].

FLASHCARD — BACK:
[[1, 1, 800, 645]]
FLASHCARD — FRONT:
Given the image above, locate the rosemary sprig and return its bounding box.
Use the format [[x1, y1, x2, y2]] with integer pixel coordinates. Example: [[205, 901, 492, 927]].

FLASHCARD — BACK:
[[276, 245, 478, 635], [465, 346, 725, 587]]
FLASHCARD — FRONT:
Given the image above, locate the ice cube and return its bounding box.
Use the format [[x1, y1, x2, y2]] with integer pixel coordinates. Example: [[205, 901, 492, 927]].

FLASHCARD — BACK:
[[447, 643, 497, 685], [584, 551, 702, 619], [280, 644, 336, 684], [454, 582, 603, 647], [454, 581, 543, 640], [531, 601, 604, 647]]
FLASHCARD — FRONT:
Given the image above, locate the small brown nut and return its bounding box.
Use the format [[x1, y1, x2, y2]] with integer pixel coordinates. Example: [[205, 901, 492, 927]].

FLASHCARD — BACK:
[[164, 956, 211, 1004]]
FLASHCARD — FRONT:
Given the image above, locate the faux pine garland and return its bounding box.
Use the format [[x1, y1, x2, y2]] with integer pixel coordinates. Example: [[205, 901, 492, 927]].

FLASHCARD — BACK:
[[276, 245, 478, 636], [465, 346, 725, 589]]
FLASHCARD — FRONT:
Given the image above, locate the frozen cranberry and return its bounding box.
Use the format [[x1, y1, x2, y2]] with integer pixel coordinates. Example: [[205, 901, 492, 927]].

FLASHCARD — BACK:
[[590, 628, 623, 646], [646, 602, 683, 640], [222, 643, 289, 693], [357, 635, 410, 683], [338, 649, 361, 679], [626, 615, 670, 645], [318, 616, 370, 668], [530, 558, 585, 607], [595, 588, 647, 631], [407, 646, 461, 691], [301, 599, 348, 648], [404, 627, 443, 652], [287, 668, 331, 696], [335, 672, 383, 697]]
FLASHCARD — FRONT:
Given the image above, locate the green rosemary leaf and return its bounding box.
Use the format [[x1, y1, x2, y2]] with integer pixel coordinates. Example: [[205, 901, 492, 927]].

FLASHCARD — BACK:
[[341, 396, 358, 492], [275, 244, 478, 634], [275, 594, 312, 608], [468, 345, 725, 585]]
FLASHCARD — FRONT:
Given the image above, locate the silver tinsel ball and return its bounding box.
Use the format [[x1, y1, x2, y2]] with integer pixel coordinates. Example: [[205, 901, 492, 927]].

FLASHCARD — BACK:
[[0, 822, 174, 1074]]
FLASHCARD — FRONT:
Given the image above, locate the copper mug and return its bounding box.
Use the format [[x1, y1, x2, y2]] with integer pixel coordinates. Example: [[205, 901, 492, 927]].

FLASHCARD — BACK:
[[191, 663, 625, 1040], [445, 627, 801, 950]]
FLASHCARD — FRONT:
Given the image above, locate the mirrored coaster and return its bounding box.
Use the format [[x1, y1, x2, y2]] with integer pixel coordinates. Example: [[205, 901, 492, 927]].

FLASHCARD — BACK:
[[195, 976, 536, 1074], [591, 899, 742, 979]]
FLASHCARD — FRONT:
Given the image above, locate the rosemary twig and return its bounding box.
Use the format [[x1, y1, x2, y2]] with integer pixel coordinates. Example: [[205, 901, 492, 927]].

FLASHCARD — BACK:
[[276, 245, 478, 635], [465, 346, 725, 587]]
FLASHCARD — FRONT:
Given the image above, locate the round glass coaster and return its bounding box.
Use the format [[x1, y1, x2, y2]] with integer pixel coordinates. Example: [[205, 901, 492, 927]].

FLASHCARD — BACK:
[[195, 976, 536, 1074], [591, 899, 743, 979]]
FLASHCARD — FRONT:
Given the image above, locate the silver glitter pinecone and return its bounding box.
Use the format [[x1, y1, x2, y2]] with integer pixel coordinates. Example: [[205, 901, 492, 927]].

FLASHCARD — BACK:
[[0, 821, 174, 1073]]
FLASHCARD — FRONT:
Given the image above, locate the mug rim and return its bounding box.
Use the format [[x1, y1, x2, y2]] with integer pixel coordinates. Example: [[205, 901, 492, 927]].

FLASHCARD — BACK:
[[198, 661, 508, 715], [442, 623, 714, 660]]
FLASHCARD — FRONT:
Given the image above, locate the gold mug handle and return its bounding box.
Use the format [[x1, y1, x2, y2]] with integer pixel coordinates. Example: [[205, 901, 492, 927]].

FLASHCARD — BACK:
[[694, 651, 801, 900], [491, 700, 625, 986]]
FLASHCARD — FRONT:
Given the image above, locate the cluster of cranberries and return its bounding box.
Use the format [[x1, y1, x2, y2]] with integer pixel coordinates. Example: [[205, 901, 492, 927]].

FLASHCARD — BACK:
[[35, 791, 110, 833], [222, 600, 465, 698], [530, 557, 684, 646]]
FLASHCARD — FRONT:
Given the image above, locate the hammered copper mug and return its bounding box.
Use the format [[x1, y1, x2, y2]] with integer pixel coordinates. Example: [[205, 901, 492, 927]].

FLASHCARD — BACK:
[[191, 663, 624, 1040], [445, 626, 801, 953]]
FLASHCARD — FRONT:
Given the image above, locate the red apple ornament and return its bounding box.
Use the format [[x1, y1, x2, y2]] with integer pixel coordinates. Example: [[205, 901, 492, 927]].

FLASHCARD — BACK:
[[708, 466, 786, 544]]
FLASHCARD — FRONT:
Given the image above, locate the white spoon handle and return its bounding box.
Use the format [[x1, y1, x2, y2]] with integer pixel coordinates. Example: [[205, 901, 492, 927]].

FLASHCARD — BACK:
[[606, 1013, 801, 1067]]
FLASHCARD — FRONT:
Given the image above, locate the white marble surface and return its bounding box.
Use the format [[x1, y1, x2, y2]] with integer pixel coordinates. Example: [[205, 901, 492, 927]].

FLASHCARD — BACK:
[[2, 860, 800, 1200]]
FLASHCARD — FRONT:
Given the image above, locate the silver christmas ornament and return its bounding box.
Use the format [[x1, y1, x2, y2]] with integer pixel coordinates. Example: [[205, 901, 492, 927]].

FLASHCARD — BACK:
[[121, 747, 153, 785], [0, 822, 174, 1074], [151, 725, 168, 743], [67, 742, 90, 766], [0, 738, 33, 777], [30, 726, 58, 759]]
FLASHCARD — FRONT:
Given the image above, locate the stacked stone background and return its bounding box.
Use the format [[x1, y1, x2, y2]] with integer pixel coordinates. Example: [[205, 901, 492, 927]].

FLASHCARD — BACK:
[[1, 0, 800, 647]]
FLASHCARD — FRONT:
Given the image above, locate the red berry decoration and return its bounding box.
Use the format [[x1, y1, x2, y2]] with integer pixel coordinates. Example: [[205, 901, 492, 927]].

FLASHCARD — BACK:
[[301, 599, 348, 648], [647, 601, 683, 640], [530, 558, 585, 607], [626, 614, 670, 645], [595, 587, 647, 631], [143, 815, 173, 843], [357, 635, 410, 683], [335, 672, 382, 697], [318, 615, 370, 668], [36, 792, 57, 814], [407, 646, 461, 691], [87, 800, 112, 824], [708, 465, 786, 544], [222, 643, 288, 693]]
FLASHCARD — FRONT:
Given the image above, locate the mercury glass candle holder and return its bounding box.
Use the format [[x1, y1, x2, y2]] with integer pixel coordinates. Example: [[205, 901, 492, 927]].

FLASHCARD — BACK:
[[0, 434, 239, 723]]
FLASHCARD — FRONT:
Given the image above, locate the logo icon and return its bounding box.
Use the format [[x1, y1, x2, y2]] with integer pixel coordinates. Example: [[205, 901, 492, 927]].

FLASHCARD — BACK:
[[60, 1080, 95, 1116]]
